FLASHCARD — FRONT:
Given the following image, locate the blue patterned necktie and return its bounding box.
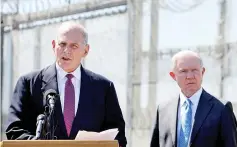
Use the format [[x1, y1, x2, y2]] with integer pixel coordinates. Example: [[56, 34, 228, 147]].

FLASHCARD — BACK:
[[178, 99, 192, 147]]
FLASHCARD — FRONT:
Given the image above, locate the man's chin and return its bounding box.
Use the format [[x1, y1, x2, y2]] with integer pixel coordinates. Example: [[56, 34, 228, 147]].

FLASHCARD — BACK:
[[186, 89, 199, 97], [58, 64, 73, 72]]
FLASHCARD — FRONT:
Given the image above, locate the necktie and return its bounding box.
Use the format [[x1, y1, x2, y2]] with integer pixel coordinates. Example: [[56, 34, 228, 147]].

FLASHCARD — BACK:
[[64, 74, 75, 136], [178, 99, 192, 147]]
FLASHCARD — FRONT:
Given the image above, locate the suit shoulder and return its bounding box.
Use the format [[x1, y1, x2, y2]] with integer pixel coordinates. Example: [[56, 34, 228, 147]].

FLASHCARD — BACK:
[[84, 68, 112, 84], [205, 91, 232, 109], [17, 66, 51, 81], [158, 97, 178, 111]]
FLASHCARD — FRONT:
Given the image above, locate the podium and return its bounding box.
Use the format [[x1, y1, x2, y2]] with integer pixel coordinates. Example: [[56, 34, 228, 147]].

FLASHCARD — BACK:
[[0, 140, 119, 147]]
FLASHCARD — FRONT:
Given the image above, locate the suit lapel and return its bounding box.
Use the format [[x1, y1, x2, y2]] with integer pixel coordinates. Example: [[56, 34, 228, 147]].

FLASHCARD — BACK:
[[70, 66, 92, 139], [41, 63, 68, 138], [169, 98, 179, 146], [41, 64, 58, 94], [190, 90, 213, 143]]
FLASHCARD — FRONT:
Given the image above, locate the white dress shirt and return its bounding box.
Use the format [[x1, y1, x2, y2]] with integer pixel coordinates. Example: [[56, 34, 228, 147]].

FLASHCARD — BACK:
[[56, 63, 81, 115], [177, 87, 203, 146]]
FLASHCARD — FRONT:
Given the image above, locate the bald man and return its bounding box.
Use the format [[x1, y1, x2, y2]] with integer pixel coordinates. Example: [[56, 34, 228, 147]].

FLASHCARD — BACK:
[[5, 21, 127, 147], [150, 50, 237, 147]]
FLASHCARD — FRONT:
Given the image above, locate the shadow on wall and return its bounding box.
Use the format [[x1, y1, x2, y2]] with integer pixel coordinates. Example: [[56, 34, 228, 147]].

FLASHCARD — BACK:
[[1, 113, 7, 140]]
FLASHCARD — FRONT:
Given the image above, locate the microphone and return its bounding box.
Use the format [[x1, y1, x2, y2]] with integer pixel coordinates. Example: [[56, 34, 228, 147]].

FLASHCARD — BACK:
[[35, 114, 46, 139], [43, 89, 58, 111], [43, 89, 58, 140]]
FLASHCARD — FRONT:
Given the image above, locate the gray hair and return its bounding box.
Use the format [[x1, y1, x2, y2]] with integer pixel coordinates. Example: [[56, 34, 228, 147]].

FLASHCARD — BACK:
[[58, 21, 88, 44], [171, 50, 203, 71], [79, 26, 88, 44]]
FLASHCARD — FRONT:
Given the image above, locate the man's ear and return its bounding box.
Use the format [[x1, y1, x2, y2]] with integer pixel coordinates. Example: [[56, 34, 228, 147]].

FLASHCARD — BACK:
[[202, 67, 205, 75], [52, 40, 56, 48], [83, 44, 90, 57], [169, 71, 176, 81]]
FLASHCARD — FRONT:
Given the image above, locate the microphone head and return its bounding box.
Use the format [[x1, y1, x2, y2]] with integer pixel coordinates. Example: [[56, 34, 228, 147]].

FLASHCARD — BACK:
[[36, 114, 45, 126], [37, 114, 45, 121], [43, 89, 58, 106], [43, 89, 57, 99]]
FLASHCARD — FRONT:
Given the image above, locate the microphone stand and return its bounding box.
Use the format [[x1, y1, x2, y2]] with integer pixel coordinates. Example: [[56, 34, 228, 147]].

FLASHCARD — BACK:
[[44, 102, 56, 140], [43, 106, 50, 139], [49, 106, 55, 139], [35, 114, 46, 140]]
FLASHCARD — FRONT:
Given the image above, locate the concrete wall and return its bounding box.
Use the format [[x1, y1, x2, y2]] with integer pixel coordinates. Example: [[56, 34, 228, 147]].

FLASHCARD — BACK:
[[1, 0, 237, 146]]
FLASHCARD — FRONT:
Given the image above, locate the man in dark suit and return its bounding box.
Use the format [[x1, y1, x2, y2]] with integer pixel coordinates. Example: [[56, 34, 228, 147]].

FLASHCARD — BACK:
[[5, 21, 127, 147], [150, 50, 237, 147]]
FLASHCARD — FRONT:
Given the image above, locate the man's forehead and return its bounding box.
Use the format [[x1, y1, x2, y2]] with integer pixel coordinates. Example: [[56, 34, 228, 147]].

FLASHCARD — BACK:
[[58, 27, 81, 35], [176, 59, 202, 68], [56, 33, 83, 43], [56, 39, 80, 44], [57, 22, 85, 34], [57, 28, 82, 37]]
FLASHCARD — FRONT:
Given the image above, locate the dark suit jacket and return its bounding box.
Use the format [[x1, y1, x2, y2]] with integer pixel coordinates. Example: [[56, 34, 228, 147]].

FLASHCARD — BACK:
[[150, 89, 237, 147], [5, 64, 127, 147]]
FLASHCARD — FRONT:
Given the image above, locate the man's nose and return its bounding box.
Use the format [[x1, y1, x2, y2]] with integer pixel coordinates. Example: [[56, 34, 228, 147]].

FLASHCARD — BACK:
[[64, 46, 72, 53], [186, 71, 194, 79]]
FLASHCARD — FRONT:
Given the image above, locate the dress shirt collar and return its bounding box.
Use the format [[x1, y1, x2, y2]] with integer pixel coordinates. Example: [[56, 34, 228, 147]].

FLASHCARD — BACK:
[[179, 87, 203, 106], [55, 62, 81, 81]]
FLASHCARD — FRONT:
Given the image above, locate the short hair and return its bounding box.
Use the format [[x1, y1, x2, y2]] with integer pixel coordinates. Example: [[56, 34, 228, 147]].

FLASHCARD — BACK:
[[57, 21, 88, 44], [171, 50, 203, 71]]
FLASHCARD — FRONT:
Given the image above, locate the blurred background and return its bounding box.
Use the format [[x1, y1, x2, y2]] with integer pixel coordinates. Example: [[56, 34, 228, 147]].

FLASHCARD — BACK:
[[0, 0, 237, 146]]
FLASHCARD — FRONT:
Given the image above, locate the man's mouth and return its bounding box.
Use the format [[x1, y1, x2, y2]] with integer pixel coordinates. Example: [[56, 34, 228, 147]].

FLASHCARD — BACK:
[[187, 83, 195, 85], [62, 57, 71, 61]]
